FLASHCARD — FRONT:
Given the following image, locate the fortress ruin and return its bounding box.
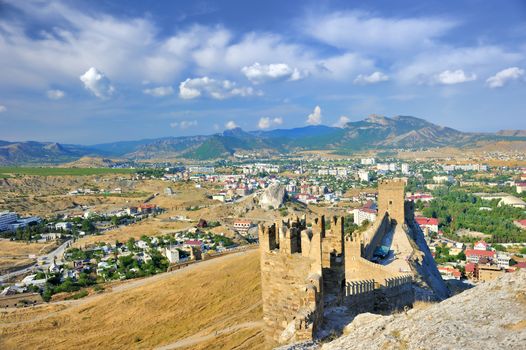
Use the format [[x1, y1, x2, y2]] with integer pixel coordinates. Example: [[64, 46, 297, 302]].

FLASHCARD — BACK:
[[259, 179, 448, 347]]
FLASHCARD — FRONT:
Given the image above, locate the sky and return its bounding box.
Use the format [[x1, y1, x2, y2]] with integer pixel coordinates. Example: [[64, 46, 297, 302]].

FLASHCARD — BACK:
[[0, 0, 525, 144]]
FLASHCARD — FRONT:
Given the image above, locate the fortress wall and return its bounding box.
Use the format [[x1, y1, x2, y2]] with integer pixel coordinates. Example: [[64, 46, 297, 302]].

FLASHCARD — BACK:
[[259, 221, 324, 346], [363, 213, 391, 260], [320, 216, 345, 296]]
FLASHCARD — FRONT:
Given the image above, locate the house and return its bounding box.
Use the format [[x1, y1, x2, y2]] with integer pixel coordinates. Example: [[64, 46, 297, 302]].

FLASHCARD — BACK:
[[415, 217, 439, 233], [473, 240, 489, 251], [496, 252, 511, 269], [437, 266, 462, 280], [233, 219, 252, 233], [164, 247, 180, 264], [406, 193, 434, 202], [139, 204, 157, 214], [514, 219, 526, 230], [465, 249, 495, 264], [136, 240, 149, 250], [516, 182, 526, 194]]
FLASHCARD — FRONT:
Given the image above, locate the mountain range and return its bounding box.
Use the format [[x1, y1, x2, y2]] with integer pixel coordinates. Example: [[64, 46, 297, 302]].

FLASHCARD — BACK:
[[1, 115, 525, 165]]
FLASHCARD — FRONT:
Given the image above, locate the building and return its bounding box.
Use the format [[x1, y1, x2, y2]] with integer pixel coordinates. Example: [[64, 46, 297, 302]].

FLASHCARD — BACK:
[[164, 247, 180, 264], [437, 266, 461, 280], [478, 264, 504, 282], [401, 163, 410, 174], [360, 158, 375, 165], [233, 219, 252, 234], [496, 252, 511, 269], [473, 240, 489, 251], [415, 217, 439, 233], [0, 211, 18, 231], [358, 170, 370, 182], [515, 182, 526, 194], [352, 201, 377, 225], [514, 219, 526, 230], [433, 175, 454, 184], [7, 216, 41, 231], [55, 222, 72, 231], [406, 193, 434, 202], [465, 249, 495, 264]]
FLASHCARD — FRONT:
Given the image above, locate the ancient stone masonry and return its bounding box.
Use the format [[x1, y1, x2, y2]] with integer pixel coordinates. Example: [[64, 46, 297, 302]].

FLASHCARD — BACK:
[[258, 180, 447, 347], [259, 216, 324, 346]]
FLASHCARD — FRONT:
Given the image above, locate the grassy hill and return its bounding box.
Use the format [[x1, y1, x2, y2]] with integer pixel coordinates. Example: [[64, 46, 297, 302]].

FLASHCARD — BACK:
[[0, 250, 263, 350]]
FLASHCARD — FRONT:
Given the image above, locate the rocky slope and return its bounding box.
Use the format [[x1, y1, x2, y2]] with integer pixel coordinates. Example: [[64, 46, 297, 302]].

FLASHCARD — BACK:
[[283, 270, 526, 350]]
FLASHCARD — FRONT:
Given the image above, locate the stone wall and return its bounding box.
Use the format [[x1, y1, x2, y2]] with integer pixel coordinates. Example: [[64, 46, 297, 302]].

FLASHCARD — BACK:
[[259, 218, 324, 347], [377, 179, 406, 224]]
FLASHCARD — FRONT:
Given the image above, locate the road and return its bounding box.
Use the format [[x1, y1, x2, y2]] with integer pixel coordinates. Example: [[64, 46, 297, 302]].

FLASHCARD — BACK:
[[0, 239, 72, 283]]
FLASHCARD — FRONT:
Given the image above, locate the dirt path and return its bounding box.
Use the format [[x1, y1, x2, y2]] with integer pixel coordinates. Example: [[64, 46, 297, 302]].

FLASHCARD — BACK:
[[154, 321, 264, 350]]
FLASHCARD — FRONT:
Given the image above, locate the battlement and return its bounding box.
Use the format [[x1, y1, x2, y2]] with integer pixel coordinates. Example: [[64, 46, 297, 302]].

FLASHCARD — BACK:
[[378, 179, 406, 224]]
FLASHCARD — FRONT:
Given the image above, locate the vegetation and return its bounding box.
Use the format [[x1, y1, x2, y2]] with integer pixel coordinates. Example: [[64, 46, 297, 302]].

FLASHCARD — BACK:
[[422, 187, 526, 242]]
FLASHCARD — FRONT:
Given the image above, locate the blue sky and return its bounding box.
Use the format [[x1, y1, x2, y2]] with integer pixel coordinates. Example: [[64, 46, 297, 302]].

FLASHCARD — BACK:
[[0, 0, 525, 144]]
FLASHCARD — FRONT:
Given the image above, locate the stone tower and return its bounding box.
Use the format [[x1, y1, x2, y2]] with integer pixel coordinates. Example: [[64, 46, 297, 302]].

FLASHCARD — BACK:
[[377, 179, 406, 224], [259, 217, 324, 347]]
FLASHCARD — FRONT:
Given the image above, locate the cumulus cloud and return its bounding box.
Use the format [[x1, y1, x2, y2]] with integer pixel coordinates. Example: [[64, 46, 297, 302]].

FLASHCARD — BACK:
[[334, 116, 350, 127], [0, 105, 6, 113], [486, 67, 525, 88], [241, 62, 307, 83], [306, 106, 322, 125], [225, 120, 238, 129], [47, 89, 65, 100], [354, 71, 389, 85], [258, 116, 284, 129], [80, 67, 114, 98], [143, 86, 174, 97], [303, 11, 457, 51], [170, 120, 198, 129], [434, 69, 477, 85], [179, 77, 261, 100], [395, 46, 522, 84]]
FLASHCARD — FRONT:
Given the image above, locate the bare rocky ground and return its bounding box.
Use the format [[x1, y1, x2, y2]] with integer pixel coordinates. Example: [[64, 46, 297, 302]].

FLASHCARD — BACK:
[[281, 270, 526, 350]]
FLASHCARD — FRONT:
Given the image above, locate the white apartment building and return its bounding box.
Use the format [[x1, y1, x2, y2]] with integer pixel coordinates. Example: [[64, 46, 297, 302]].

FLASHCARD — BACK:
[[358, 170, 370, 182], [0, 211, 18, 231], [352, 207, 377, 225], [360, 158, 376, 165]]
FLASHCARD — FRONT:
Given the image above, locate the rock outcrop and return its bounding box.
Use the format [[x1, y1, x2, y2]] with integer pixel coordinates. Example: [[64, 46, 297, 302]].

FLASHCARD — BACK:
[[259, 183, 286, 209], [283, 270, 526, 350]]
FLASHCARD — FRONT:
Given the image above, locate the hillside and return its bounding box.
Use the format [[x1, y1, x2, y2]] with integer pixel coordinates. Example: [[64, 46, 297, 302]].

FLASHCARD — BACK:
[[288, 270, 525, 350], [2, 115, 525, 164], [0, 250, 263, 350]]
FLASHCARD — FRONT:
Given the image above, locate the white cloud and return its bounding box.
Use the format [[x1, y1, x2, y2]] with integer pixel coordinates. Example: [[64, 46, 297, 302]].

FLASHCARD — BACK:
[[303, 11, 456, 51], [435, 69, 477, 85], [179, 77, 261, 100], [170, 120, 198, 129], [486, 67, 525, 88], [0, 105, 6, 113], [241, 62, 307, 83], [46, 89, 65, 100], [80, 67, 114, 98], [306, 106, 322, 125], [317, 53, 375, 80], [354, 71, 389, 85], [396, 46, 522, 84], [258, 116, 284, 129], [143, 86, 174, 97], [334, 116, 350, 127], [225, 120, 238, 129]]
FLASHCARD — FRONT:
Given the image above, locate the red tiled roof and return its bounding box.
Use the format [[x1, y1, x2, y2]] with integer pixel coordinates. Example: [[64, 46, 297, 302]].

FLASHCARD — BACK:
[[415, 217, 438, 226], [515, 262, 526, 269], [515, 219, 526, 227], [184, 240, 203, 246], [465, 249, 495, 258], [465, 262, 476, 272]]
